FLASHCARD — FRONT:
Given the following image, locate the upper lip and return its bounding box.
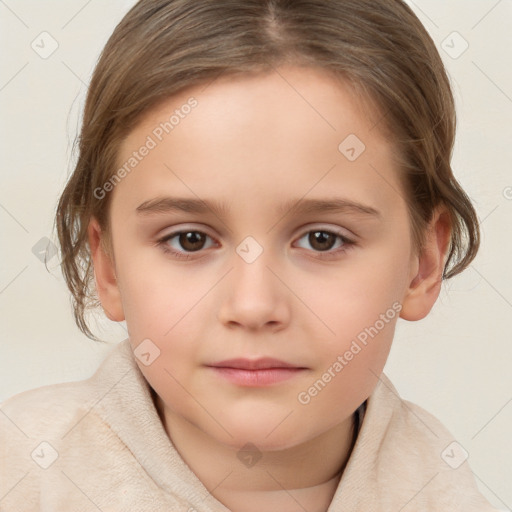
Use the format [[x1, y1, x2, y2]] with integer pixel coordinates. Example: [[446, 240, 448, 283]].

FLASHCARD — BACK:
[[207, 358, 304, 370]]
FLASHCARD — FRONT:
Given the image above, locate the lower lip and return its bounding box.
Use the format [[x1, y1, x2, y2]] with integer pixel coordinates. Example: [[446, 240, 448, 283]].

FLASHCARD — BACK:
[[208, 367, 305, 386]]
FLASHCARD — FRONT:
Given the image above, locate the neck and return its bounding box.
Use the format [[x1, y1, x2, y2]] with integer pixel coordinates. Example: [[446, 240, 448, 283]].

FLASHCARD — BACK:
[[155, 394, 359, 512]]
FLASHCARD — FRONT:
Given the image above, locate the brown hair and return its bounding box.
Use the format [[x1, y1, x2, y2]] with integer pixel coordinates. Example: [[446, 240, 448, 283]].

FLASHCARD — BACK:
[[54, 0, 480, 341]]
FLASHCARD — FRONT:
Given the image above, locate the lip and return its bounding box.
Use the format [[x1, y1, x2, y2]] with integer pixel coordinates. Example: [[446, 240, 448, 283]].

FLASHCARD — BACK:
[[206, 358, 307, 387], [209, 358, 301, 370]]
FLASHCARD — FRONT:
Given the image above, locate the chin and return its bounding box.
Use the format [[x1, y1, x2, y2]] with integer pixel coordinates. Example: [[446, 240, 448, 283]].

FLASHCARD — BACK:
[[209, 419, 313, 453]]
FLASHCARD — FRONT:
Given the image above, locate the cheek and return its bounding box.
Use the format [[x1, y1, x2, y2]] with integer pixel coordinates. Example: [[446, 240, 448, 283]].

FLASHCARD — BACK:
[[117, 251, 209, 383], [294, 238, 408, 393], [299, 246, 408, 344], [294, 302, 398, 433], [115, 244, 203, 336]]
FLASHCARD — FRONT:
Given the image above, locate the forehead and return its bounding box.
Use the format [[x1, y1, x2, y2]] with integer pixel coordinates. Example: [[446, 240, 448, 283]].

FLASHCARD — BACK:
[[135, 66, 385, 147], [111, 66, 403, 221]]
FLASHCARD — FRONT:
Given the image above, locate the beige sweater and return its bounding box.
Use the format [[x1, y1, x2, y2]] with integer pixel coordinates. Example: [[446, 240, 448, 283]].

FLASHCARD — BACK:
[[0, 339, 499, 511]]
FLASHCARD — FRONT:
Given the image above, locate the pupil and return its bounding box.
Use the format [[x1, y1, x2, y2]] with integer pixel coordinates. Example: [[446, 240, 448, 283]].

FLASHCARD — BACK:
[[181, 232, 204, 251], [310, 231, 335, 251]]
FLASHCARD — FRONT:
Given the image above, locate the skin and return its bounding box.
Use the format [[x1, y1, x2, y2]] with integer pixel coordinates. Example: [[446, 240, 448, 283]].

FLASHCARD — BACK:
[[88, 65, 451, 512]]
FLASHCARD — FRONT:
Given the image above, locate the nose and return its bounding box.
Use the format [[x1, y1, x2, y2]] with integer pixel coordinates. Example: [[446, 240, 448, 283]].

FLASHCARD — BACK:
[[217, 247, 291, 332]]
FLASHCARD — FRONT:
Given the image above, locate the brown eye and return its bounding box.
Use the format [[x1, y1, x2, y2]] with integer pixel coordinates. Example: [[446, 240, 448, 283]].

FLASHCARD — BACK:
[[159, 230, 215, 258], [294, 228, 354, 258], [178, 231, 207, 251], [308, 231, 337, 251]]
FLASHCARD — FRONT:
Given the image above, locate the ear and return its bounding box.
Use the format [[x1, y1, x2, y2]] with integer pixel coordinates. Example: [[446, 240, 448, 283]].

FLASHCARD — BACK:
[[87, 217, 125, 322], [400, 207, 452, 321]]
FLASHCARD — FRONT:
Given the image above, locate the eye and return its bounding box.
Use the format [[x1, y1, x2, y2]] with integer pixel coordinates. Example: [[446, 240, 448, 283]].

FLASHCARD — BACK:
[[157, 230, 216, 259], [294, 229, 355, 258], [156, 227, 355, 261]]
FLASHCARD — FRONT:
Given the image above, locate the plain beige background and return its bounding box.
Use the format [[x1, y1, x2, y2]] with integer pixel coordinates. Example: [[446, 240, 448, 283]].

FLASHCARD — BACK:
[[0, 0, 510, 509]]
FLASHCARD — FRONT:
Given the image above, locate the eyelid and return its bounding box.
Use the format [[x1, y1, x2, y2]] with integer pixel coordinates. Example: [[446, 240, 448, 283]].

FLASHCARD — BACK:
[[294, 223, 357, 242], [157, 223, 218, 240]]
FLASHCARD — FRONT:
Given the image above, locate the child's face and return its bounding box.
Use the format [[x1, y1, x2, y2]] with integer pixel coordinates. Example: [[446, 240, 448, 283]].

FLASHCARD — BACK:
[[96, 66, 423, 450]]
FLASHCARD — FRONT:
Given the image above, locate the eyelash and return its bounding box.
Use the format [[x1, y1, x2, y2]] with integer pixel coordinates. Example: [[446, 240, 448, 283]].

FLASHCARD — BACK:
[[156, 228, 356, 261]]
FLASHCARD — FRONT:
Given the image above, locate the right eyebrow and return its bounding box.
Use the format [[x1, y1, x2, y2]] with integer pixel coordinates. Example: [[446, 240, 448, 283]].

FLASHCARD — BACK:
[[136, 196, 230, 218]]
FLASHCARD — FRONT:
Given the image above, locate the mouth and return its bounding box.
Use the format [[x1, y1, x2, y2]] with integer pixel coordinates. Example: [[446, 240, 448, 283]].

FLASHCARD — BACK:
[[206, 358, 308, 387]]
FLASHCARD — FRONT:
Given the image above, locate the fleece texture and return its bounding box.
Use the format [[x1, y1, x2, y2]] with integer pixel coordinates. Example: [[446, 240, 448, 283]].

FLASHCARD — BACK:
[[0, 339, 498, 511]]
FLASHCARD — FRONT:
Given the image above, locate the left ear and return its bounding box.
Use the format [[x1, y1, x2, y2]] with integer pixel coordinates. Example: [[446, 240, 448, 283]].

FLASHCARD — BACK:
[[400, 206, 452, 321]]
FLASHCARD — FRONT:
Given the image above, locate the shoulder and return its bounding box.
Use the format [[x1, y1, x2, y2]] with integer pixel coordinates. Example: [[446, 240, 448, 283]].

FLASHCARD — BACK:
[[0, 340, 128, 440], [375, 373, 454, 445], [0, 340, 132, 471], [366, 373, 499, 511], [1, 378, 95, 439], [0, 340, 136, 507]]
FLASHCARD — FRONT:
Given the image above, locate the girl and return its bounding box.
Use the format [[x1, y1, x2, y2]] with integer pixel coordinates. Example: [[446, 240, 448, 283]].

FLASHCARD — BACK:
[[0, 1, 500, 510]]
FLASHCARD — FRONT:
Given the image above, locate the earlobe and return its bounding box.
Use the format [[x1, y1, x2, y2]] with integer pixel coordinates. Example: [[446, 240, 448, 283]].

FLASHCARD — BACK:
[[87, 217, 125, 322], [400, 208, 452, 321]]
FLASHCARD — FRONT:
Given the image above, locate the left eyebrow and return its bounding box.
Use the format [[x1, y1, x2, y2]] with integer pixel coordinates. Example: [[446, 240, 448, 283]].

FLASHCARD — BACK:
[[135, 196, 381, 219], [277, 197, 381, 219]]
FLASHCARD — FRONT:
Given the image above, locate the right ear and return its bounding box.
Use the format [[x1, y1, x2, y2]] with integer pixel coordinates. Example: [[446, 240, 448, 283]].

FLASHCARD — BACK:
[[87, 217, 125, 322]]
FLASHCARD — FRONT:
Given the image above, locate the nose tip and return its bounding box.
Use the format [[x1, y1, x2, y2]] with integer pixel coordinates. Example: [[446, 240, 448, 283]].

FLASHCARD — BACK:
[[225, 317, 282, 332]]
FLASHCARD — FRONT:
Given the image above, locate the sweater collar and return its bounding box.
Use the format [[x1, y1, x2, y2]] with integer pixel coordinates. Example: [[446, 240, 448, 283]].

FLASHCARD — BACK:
[[92, 338, 231, 511], [89, 338, 461, 512]]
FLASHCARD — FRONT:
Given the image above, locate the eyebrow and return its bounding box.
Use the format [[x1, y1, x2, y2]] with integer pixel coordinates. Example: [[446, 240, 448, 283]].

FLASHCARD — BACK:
[[135, 196, 381, 219]]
